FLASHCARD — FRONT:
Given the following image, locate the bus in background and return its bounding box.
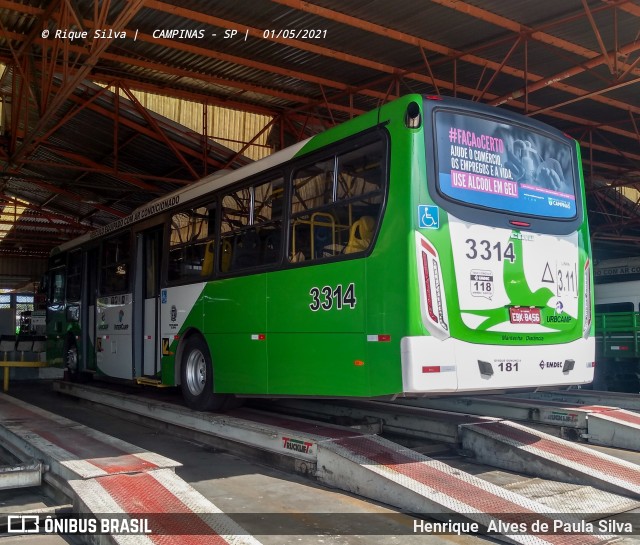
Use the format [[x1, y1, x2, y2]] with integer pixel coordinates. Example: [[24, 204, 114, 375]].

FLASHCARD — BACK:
[[593, 257, 640, 392], [45, 95, 594, 411]]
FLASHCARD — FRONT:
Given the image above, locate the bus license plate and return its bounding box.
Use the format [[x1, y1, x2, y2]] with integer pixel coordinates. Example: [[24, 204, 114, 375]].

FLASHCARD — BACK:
[[509, 307, 541, 324]]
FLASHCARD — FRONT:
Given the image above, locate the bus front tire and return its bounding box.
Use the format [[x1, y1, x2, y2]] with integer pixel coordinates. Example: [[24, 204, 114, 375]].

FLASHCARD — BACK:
[[180, 336, 229, 412]]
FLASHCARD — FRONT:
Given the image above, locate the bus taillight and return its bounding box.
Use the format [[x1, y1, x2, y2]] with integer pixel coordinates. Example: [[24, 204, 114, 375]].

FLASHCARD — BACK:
[[416, 232, 450, 340], [421, 252, 439, 324], [583, 258, 592, 339]]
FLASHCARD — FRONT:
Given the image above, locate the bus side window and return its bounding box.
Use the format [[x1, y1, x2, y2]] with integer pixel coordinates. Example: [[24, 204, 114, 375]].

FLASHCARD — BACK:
[[253, 178, 283, 266], [50, 267, 66, 304], [289, 137, 385, 263], [100, 232, 131, 295], [220, 176, 283, 272], [221, 188, 251, 272], [168, 204, 215, 283], [66, 250, 83, 302], [334, 140, 384, 255]]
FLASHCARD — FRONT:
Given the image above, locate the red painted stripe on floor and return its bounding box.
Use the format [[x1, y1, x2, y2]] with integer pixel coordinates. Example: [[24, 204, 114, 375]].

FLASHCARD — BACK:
[[578, 406, 619, 414], [0, 395, 47, 420], [230, 409, 360, 439], [481, 422, 640, 486], [98, 472, 229, 544], [0, 396, 159, 473], [87, 455, 158, 474], [0, 396, 123, 457], [337, 435, 602, 545], [594, 410, 640, 425], [34, 427, 142, 460]]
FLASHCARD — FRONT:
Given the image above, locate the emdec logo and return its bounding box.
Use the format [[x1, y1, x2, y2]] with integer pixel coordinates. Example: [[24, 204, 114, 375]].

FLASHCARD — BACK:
[[539, 360, 562, 369]]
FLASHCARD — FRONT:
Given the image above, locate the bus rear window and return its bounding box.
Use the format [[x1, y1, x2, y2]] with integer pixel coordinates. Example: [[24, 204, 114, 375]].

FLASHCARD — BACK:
[[433, 110, 577, 219]]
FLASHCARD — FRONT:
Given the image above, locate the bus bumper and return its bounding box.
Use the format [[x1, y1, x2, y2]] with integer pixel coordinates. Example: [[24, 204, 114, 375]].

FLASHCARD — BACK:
[[400, 336, 595, 394]]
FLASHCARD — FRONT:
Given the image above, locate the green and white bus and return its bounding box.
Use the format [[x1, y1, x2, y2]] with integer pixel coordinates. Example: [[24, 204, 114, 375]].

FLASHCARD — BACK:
[[593, 257, 640, 391], [45, 95, 594, 410]]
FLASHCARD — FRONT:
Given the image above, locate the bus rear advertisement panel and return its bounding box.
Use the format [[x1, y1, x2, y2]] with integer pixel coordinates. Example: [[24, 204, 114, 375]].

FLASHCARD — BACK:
[[434, 109, 578, 219], [45, 95, 594, 410]]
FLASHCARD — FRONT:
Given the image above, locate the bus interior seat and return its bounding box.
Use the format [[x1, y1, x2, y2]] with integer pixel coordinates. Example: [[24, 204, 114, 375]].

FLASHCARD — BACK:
[[0, 335, 16, 353], [232, 231, 260, 269], [31, 337, 46, 354], [345, 216, 375, 254], [201, 240, 215, 276], [262, 230, 280, 264], [16, 337, 34, 353], [290, 221, 310, 262], [313, 226, 332, 258], [220, 239, 232, 272]]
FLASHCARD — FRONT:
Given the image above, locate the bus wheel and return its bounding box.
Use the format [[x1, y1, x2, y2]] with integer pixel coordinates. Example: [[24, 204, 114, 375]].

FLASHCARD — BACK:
[[180, 336, 228, 411], [64, 339, 79, 381]]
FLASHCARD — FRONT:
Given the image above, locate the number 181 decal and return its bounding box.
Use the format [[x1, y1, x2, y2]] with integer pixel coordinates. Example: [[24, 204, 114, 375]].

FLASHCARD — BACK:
[[309, 283, 357, 311]]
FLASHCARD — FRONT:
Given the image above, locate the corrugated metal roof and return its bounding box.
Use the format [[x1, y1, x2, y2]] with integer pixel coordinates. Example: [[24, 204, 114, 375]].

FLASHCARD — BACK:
[[0, 65, 255, 270], [0, 0, 637, 281]]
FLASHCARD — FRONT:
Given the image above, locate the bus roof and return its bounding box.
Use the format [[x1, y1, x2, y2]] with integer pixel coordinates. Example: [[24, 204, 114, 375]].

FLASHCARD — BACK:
[[52, 137, 310, 255]]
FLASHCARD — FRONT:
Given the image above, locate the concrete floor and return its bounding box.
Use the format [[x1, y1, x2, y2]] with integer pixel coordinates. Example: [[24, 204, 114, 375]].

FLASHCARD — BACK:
[[2, 382, 491, 545]]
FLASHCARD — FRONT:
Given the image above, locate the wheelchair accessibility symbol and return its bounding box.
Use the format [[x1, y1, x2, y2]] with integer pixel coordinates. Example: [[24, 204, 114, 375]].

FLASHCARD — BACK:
[[418, 205, 439, 229]]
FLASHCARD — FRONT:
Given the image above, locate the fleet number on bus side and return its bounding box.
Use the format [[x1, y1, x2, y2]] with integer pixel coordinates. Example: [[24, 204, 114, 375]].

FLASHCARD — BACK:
[[309, 283, 357, 311]]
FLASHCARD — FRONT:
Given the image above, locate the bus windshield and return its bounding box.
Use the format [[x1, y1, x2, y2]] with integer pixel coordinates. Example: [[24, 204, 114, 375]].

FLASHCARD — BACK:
[[433, 109, 577, 219]]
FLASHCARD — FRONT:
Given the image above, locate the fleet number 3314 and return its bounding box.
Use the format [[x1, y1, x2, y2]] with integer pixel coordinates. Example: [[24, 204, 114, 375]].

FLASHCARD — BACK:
[[309, 283, 357, 311]]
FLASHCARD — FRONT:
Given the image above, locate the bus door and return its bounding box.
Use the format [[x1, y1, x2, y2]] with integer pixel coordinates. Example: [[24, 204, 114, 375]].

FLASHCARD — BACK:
[[46, 261, 66, 366], [133, 227, 162, 377], [83, 247, 98, 371], [96, 231, 133, 379]]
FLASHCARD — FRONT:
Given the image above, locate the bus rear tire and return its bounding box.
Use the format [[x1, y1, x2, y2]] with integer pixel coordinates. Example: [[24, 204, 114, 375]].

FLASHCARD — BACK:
[[63, 338, 79, 382], [180, 336, 229, 412]]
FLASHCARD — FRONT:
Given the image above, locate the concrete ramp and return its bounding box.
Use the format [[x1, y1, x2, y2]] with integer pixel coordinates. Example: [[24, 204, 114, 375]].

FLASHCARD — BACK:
[[0, 393, 261, 545], [45, 382, 622, 544], [398, 394, 640, 451], [587, 408, 640, 451], [70, 469, 263, 545], [235, 410, 611, 545], [460, 419, 640, 500], [0, 394, 178, 483]]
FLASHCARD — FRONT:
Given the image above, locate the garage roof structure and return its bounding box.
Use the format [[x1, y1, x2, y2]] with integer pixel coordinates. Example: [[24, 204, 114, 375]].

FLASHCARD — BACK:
[[0, 0, 639, 288]]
